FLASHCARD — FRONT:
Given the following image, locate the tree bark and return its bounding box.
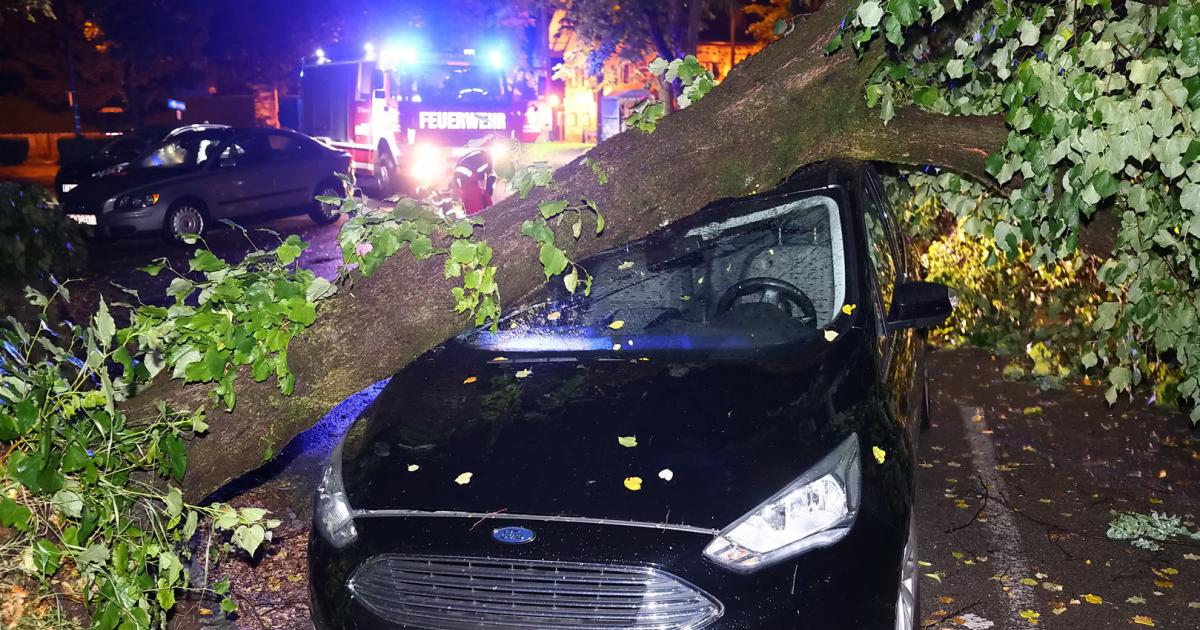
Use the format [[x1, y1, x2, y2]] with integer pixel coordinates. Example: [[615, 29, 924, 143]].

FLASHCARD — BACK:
[[129, 0, 1008, 502]]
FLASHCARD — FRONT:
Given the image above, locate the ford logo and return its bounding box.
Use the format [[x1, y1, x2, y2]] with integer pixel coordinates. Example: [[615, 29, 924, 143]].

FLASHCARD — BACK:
[[492, 526, 536, 545]]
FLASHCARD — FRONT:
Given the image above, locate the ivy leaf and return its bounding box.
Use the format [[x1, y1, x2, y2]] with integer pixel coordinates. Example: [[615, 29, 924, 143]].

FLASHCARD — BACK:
[[165, 486, 183, 519], [94, 298, 116, 348], [231, 524, 267, 556]]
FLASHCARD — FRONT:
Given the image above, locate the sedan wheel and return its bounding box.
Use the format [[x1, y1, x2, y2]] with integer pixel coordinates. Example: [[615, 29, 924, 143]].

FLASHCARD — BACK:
[[310, 183, 343, 225], [164, 204, 205, 243], [895, 514, 918, 630]]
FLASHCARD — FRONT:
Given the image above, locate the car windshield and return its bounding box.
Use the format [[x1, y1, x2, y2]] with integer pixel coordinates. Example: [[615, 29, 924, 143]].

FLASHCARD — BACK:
[[465, 191, 848, 355], [396, 66, 509, 103], [96, 135, 150, 160], [134, 130, 231, 169]]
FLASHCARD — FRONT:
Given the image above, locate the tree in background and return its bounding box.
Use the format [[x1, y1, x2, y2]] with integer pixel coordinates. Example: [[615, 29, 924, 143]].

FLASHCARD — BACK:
[[74, 0, 210, 128], [743, 0, 821, 43]]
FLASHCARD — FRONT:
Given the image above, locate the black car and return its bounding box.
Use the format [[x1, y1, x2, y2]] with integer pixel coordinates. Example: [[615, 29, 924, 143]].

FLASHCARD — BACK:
[[59, 127, 351, 242], [309, 161, 952, 629], [53, 124, 229, 198]]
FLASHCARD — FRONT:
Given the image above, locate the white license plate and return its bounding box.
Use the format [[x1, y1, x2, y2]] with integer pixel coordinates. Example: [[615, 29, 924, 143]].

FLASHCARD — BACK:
[[68, 214, 97, 225], [61, 184, 77, 193]]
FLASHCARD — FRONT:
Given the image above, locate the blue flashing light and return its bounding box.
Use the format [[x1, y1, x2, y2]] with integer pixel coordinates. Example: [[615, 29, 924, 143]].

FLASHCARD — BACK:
[[485, 48, 506, 70], [380, 43, 420, 70]]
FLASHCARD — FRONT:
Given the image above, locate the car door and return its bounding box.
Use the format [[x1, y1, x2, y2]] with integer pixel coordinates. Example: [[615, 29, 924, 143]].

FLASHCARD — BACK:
[[263, 132, 321, 209], [857, 165, 921, 440], [209, 133, 277, 219]]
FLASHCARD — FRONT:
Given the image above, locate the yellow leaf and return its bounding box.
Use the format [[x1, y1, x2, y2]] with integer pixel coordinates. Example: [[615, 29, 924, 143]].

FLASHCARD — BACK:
[[492, 356, 509, 361], [546, 311, 561, 321], [1153, 580, 1173, 589], [1160, 567, 1178, 575], [824, 330, 839, 342], [454, 472, 473, 485], [872, 446, 887, 464], [515, 368, 532, 378], [841, 303, 857, 315], [1131, 615, 1156, 627], [1082, 593, 1102, 605], [1020, 578, 1038, 586], [609, 320, 625, 330], [1019, 609, 1040, 623], [618, 261, 634, 270], [407, 464, 419, 472], [617, 436, 638, 448], [463, 376, 477, 384], [623, 476, 642, 491]]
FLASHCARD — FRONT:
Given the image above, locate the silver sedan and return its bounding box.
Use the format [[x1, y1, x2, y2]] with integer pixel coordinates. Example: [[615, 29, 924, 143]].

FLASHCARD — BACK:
[[61, 127, 351, 243]]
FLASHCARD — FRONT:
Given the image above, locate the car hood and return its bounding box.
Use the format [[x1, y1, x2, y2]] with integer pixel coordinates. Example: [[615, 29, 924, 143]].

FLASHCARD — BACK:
[[340, 333, 884, 529], [58, 157, 122, 182], [60, 167, 194, 206]]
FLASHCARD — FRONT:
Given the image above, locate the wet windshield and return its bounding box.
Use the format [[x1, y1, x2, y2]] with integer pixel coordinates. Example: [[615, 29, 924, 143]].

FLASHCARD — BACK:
[[466, 192, 848, 354], [135, 130, 231, 169]]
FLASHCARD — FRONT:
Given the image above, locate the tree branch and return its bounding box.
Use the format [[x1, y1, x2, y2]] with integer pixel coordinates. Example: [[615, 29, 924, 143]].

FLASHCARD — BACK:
[[845, 106, 1008, 188]]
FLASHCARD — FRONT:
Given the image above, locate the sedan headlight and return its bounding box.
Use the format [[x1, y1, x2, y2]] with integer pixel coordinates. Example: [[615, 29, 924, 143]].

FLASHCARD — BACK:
[[704, 433, 861, 573], [113, 193, 160, 211], [315, 439, 358, 548]]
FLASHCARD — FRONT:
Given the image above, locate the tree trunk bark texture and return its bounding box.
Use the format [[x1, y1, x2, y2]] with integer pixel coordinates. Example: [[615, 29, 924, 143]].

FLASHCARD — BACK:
[[131, 0, 1008, 502]]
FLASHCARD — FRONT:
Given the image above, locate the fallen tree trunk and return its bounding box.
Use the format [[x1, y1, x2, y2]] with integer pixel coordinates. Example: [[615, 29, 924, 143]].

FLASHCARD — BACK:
[[126, 0, 1008, 502]]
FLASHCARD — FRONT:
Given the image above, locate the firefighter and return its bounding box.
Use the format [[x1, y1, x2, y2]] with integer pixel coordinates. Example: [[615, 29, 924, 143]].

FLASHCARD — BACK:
[[452, 147, 495, 216]]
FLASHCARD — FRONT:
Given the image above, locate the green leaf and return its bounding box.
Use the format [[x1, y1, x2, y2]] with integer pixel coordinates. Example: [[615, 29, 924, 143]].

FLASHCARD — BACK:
[[165, 486, 183, 519], [305, 276, 338, 302], [220, 597, 238, 614], [276, 242, 302, 264], [232, 523, 267, 556], [138, 259, 166, 276], [563, 267, 579, 294], [538, 200, 570, 219], [51, 489, 83, 518], [32, 539, 60, 575], [449, 239, 478, 264], [856, 0, 884, 28], [94, 298, 116, 348], [189, 249, 227, 273], [0, 497, 32, 532], [538, 243, 569, 278], [75, 543, 109, 573]]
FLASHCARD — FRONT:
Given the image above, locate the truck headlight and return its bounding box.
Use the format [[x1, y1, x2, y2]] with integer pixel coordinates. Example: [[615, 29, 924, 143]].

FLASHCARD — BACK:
[[409, 143, 443, 184], [113, 193, 160, 211], [314, 439, 358, 548], [704, 433, 861, 573]]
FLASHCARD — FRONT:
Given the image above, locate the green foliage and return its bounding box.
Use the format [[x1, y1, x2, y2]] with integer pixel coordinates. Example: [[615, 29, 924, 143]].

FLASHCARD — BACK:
[[1107, 511, 1200, 551], [624, 55, 716, 133], [125, 231, 335, 410], [828, 0, 1200, 422], [0, 183, 88, 292], [1, 284, 283, 628]]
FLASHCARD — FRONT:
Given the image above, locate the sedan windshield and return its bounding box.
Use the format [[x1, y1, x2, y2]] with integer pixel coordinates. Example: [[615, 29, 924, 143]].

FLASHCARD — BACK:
[[466, 192, 848, 355], [135, 130, 231, 169]]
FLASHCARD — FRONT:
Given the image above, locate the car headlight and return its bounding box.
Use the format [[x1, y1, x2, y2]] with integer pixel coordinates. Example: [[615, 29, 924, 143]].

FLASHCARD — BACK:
[[92, 162, 128, 178], [314, 439, 358, 548], [703, 433, 861, 573], [113, 193, 160, 211]]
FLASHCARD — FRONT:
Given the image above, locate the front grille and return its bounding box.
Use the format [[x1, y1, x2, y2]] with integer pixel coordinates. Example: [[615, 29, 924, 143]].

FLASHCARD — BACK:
[[348, 554, 723, 629]]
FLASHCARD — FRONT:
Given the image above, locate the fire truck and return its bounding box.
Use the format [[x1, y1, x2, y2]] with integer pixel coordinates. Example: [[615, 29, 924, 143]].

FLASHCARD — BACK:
[[299, 43, 552, 195]]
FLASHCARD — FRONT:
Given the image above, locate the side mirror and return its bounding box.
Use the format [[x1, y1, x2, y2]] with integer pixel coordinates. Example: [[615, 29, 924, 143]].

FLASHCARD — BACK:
[[886, 281, 955, 331]]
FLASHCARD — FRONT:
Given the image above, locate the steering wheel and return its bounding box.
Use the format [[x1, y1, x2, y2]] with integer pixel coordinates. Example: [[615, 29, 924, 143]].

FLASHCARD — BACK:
[[715, 277, 819, 327]]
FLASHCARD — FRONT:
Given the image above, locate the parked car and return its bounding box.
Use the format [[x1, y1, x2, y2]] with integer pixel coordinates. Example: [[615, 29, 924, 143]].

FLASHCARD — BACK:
[[53, 124, 230, 198], [59, 127, 351, 242], [307, 162, 952, 629]]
